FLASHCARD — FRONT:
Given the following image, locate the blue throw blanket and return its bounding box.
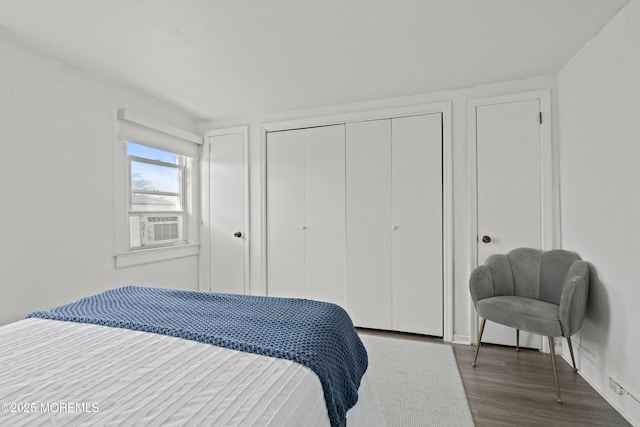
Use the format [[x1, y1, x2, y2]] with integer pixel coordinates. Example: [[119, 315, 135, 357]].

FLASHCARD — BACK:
[[27, 286, 367, 427]]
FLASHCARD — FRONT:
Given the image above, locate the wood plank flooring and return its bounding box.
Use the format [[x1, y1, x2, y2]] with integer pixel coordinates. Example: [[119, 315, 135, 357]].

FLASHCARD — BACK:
[[453, 342, 630, 427], [358, 329, 631, 426]]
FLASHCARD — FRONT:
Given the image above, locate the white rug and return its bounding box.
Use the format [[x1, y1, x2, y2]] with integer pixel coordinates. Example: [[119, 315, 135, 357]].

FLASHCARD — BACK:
[[359, 334, 475, 427]]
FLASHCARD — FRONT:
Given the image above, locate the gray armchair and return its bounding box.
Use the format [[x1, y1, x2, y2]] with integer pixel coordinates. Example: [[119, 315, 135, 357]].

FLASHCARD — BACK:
[[469, 248, 589, 403]]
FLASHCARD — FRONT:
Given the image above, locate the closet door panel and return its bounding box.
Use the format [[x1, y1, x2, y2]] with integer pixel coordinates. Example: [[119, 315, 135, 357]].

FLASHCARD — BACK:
[[266, 129, 306, 298], [305, 125, 346, 307], [391, 114, 443, 336], [345, 120, 392, 329]]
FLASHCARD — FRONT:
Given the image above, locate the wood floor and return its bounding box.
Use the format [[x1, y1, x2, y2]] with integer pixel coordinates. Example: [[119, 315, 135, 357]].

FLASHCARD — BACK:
[[358, 328, 631, 426], [453, 342, 631, 427]]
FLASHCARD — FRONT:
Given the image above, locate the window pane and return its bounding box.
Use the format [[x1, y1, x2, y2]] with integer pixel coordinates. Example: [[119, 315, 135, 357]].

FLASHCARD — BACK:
[[131, 193, 181, 211], [127, 141, 178, 164], [131, 160, 181, 193]]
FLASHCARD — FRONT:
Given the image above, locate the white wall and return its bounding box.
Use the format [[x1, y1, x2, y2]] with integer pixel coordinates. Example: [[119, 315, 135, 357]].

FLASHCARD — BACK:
[[0, 34, 200, 325], [558, 0, 640, 422], [199, 74, 559, 343]]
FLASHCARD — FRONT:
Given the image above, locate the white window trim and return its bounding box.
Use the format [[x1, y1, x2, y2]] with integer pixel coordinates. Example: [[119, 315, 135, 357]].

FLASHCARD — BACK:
[[114, 108, 203, 268], [115, 244, 200, 269]]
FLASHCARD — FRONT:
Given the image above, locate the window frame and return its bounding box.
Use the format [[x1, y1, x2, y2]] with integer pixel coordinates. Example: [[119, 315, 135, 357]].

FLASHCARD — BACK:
[[127, 151, 186, 214], [114, 109, 201, 268], [126, 143, 188, 250]]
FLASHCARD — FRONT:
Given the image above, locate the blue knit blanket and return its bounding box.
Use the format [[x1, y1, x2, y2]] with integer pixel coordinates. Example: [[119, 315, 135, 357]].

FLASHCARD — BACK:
[[27, 286, 367, 427]]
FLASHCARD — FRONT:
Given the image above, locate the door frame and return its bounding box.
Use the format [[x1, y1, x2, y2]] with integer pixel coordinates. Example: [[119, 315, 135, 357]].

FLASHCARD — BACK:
[[200, 126, 250, 293], [261, 101, 454, 341], [467, 89, 558, 345]]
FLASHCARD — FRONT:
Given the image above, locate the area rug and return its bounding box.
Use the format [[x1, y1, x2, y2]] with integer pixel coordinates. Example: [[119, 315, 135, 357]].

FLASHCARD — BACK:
[[359, 334, 475, 427]]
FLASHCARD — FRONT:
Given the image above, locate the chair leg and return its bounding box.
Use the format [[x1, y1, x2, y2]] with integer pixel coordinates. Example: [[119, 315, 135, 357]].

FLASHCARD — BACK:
[[472, 318, 486, 367], [516, 329, 520, 352], [566, 337, 577, 372], [548, 337, 562, 403]]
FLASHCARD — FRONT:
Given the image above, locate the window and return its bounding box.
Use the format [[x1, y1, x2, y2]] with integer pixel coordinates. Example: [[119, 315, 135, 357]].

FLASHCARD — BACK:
[[127, 142, 187, 249], [114, 108, 201, 268]]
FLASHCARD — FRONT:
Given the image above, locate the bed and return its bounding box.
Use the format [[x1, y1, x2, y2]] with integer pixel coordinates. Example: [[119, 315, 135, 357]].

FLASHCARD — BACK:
[[0, 286, 384, 426]]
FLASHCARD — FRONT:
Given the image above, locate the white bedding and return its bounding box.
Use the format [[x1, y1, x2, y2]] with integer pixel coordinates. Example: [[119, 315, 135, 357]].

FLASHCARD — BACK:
[[0, 318, 384, 426]]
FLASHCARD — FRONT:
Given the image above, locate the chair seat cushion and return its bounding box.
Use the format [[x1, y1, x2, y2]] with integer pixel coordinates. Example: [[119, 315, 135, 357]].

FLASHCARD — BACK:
[[476, 296, 563, 337]]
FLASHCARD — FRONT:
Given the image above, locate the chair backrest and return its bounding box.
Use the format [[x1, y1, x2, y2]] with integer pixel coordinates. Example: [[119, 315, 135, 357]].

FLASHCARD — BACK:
[[539, 249, 582, 304], [485, 248, 581, 305]]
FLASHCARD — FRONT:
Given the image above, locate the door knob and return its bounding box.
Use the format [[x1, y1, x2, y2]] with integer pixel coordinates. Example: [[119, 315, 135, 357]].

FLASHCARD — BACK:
[[234, 231, 243, 238], [481, 235, 491, 243]]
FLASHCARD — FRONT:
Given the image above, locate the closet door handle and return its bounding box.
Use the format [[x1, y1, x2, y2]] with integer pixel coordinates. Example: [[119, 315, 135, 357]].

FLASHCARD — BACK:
[[234, 231, 243, 238], [481, 235, 491, 243]]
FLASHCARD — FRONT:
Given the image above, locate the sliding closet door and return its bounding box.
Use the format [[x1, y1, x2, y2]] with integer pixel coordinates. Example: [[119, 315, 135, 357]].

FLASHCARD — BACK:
[[305, 125, 346, 306], [391, 114, 443, 336], [346, 120, 393, 330], [266, 129, 306, 298]]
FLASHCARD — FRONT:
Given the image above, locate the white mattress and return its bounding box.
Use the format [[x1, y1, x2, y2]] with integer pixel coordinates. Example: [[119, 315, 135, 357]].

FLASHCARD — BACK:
[[0, 318, 384, 426]]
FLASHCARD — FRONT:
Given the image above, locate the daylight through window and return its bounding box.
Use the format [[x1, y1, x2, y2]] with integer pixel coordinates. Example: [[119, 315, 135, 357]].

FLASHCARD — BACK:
[[127, 141, 187, 248]]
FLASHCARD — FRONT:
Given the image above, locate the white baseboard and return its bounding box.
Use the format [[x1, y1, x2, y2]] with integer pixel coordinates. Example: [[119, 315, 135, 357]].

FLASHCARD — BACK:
[[453, 333, 471, 345], [562, 342, 640, 426]]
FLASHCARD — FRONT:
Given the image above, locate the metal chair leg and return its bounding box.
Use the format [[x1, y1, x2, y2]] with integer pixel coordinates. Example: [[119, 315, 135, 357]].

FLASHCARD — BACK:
[[472, 318, 486, 367], [548, 337, 563, 403], [567, 337, 577, 372], [516, 329, 520, 352]]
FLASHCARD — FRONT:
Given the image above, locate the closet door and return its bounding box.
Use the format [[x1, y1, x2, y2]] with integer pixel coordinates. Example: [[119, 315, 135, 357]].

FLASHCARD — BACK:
[[345, 120, 393, 330], [266, 129, 306, 298], [305, 125, 346, 306], [391, 114, 443, 336]]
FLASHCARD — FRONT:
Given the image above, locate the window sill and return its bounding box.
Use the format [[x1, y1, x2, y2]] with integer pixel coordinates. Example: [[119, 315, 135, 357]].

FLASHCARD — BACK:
[[115, 244, 200, 269]]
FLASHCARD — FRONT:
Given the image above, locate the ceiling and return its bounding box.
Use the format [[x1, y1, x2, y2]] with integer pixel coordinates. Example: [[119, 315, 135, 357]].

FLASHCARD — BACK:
[[0, 0, 629, 120]]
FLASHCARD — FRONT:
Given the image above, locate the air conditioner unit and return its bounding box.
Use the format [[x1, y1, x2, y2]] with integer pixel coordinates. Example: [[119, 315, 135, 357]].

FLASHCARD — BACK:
[[133, 214, 184, 247]]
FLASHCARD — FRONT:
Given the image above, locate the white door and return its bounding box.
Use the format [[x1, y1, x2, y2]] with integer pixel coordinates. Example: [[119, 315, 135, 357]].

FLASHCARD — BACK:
[[304, 125, 346, 307], [346, 119, 393, 330], [209, 131, 247, 294], [266, 129, 306, 298], [391, 114, 443, 336], [475, 97, 543, 349], [266, 125, 346, 304]]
